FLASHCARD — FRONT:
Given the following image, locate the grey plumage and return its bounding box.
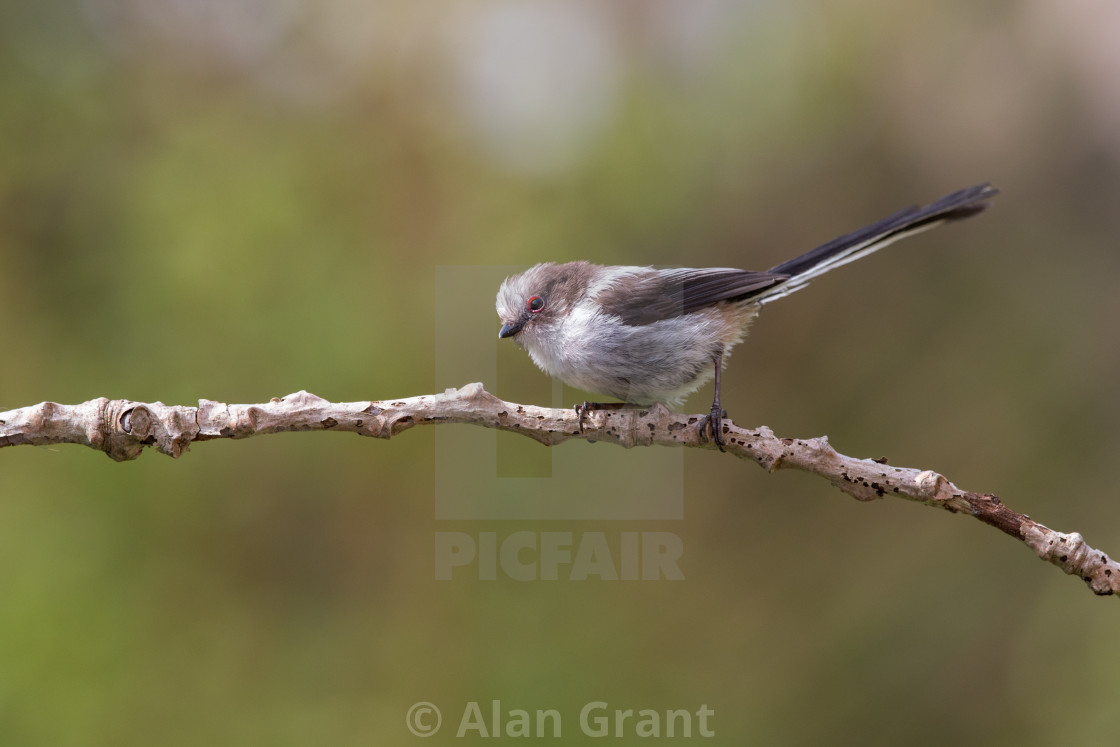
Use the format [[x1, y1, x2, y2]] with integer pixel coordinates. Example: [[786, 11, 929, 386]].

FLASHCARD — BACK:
[[496, 184, 998, 435]]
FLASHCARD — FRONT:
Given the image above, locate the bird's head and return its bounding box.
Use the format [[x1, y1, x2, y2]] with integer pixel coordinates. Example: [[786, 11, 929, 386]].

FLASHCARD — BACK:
[[495, 261, 596, 348]]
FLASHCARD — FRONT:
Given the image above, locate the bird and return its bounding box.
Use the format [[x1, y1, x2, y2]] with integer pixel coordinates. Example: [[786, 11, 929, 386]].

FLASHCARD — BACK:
[[495, 183, 998, 449]]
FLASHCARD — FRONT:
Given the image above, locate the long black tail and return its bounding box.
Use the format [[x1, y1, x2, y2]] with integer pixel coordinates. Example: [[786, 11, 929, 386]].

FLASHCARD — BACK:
[[756, 183, 998, 304]]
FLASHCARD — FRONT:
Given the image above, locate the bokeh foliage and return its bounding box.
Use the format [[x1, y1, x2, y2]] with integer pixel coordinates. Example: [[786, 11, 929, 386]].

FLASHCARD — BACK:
[[2, 1, 1119, 744]]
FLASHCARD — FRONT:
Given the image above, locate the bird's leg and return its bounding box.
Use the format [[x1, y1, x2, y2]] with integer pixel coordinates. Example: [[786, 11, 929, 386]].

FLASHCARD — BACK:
[[697, 350, 727, 451], [575, 401, 639, 433]]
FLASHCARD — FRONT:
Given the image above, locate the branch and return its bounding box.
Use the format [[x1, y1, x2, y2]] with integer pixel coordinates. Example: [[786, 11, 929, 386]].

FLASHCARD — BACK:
[[2, 383, 1116, 597]]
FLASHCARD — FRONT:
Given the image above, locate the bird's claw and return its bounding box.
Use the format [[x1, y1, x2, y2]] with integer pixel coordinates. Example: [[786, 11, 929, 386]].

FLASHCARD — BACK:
[[697, 406, 727, 452], [574, 402, 590, 433]]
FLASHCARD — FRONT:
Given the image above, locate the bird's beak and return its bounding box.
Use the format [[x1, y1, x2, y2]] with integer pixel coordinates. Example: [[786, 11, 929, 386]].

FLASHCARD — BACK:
[[498, 321, 522, 339]]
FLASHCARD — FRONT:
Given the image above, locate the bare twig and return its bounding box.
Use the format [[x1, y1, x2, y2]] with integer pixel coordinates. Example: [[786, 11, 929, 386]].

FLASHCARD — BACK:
[[1, 383, 1116, 597]]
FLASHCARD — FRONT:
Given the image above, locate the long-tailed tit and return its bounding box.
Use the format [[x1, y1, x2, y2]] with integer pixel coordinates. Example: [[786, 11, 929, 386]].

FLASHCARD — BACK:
[[496, 184, 998, 448]]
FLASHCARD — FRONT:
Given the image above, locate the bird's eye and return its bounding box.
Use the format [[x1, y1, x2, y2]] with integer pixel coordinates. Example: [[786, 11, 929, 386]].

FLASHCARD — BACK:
[[527, 295, 545, 313]]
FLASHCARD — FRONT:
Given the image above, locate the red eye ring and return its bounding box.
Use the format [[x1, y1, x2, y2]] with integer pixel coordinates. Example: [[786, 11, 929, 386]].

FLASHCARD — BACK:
[[527, 295, 545, 313]]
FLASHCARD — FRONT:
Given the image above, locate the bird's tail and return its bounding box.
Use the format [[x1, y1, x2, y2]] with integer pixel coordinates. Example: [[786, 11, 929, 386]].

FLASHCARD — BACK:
[[753, 183, 998, 305]]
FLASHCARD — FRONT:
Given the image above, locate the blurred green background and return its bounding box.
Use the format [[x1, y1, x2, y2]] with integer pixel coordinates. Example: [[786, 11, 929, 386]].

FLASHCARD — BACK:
[[2, 0, 1119, 744]]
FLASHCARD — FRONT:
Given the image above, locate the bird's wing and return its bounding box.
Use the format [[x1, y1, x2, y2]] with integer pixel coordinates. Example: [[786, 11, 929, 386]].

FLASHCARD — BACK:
[[594, 267, 787, 326], [591, 183, 998, 324]]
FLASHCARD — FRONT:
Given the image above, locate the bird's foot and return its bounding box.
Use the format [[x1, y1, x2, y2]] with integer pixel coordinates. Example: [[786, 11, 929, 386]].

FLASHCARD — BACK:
[[575, 401, 591, 433], [697, 405, 728, 452]]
